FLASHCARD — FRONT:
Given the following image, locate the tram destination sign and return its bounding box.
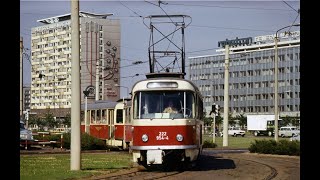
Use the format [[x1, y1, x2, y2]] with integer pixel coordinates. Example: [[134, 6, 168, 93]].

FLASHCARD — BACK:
[[218, 37, 252, 48]]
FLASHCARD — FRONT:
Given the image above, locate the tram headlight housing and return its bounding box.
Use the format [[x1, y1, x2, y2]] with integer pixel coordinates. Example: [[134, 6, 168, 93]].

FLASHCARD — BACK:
[[176, 134, 183, 142], [142, 134, 148, 142]]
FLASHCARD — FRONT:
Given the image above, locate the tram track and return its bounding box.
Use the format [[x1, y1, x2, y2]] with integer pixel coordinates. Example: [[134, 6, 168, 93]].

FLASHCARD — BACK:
[[21, 149, 299, 180]]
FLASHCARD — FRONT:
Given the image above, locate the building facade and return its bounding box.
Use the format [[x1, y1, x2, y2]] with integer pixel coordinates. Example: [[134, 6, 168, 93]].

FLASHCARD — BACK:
[[189, 31, 300, 118], [23, 85, 31, 111], [30, 12, 121, 118]]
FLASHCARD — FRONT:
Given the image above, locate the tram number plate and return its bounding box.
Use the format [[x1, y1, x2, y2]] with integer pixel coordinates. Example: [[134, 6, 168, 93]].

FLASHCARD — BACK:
[[156, 132, 169, 140]]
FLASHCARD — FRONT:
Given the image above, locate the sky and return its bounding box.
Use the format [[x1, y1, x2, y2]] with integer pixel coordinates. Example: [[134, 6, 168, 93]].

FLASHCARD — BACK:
[[20, 0, 300, 97]]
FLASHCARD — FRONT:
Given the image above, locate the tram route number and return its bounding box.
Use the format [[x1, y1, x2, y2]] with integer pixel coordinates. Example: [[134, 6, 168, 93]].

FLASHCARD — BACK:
[[156, 132, 169, 140]]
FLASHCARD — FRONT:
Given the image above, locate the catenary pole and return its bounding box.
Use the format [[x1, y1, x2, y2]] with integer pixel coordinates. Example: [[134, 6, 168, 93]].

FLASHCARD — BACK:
[[274, 23, 300, 142], [20, 37, 23, 120], [274, 35, 279, 142], [84, 95, 89, 134], [71, 0, 81, 171], [223, 45, 230, 147]]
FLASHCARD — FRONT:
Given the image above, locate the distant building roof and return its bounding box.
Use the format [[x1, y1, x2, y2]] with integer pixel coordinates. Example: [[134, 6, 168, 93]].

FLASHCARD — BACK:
[[37, 11, 114, 24]]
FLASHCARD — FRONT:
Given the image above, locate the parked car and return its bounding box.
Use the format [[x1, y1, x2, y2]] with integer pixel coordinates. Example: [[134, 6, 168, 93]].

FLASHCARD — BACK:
[[290, 134, 300, 141], [20, 121, 34, 148], [279, 126, 300, 137], [220, 127, 246, 137]]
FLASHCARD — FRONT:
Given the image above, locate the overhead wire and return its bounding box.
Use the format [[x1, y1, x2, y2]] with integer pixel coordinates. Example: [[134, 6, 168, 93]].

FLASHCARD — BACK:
[[282, 1, 300, 13], [281, 1, 300, 33], [117, 0, 145, 18], [165, 2, 296, 11]]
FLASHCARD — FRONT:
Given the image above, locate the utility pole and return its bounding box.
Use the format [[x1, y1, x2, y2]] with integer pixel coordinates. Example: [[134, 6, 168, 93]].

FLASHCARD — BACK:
[[83, 90, 90, 134], [95, 60, 99, 100], [274, 35, 279, 142], [71, 0, 81, 171], [20, 37, 23, 120], [222, 45, 229, 147], [218, 37, 253, 147], [274, 23, 300, 142]]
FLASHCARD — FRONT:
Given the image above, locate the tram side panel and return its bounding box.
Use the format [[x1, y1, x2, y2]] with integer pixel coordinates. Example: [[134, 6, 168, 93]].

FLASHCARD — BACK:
[[90, 125, 109, 139]]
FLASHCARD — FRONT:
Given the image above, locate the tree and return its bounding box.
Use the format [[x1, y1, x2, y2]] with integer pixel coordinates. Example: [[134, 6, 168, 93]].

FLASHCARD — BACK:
[[235, 113, 247, 129], [280, 115, 300, 127], [29, 115, 46, 131], [63, 113, 71, 128], [280, 115, 291, 127], [203, 117, 212, 126], [44, 111, 57, 129], [215, 114, 223, 131], [28, 115, 38, 127], [229, 113, 237, 127]]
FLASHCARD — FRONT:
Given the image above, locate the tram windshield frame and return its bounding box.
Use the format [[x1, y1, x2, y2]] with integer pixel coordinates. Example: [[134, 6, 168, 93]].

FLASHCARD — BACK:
[[133, 91, 195, 119]]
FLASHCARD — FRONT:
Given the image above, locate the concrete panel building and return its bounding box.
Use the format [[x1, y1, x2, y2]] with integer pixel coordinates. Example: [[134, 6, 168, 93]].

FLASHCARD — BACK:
[[189, 31, 300, 118], [23, 85, 31, 111], [30, 12, 121, 118]]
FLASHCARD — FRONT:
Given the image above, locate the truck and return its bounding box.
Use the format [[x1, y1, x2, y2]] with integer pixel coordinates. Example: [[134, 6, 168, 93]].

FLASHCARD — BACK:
[[247, 114, 282, 136]]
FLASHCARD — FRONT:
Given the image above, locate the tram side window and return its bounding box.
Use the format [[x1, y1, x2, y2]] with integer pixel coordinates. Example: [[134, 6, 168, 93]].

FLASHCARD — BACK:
[[126, 107, 131, 123], [186, 92, 194, 118], [133, 94, 139, 119], [90, 110, 95, 123], [102, 109, 107, 124], [96, 110, 101, 124], [116, 109, 123, 123]]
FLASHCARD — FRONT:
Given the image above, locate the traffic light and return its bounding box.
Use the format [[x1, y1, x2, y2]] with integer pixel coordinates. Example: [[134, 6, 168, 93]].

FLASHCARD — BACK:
[[210, 104, 217, 115], [209, 104, 216, 115], [215, 104, 220, 114]]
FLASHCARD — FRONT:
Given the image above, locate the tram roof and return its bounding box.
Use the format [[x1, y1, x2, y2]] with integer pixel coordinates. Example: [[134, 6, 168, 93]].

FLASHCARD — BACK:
[[81, 100, 118, 110], [131, 75, 203, 99]]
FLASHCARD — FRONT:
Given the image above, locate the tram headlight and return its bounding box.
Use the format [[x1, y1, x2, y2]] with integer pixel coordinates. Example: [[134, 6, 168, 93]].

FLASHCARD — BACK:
[[142, 134, 148, 142], [176, 134, 183, 142]]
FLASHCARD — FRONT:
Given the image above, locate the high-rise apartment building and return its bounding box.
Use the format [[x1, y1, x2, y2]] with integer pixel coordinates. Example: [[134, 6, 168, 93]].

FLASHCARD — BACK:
[[23, 85, 31, 111], [189, 31, 300, 118], [30, 12, 121, 118]]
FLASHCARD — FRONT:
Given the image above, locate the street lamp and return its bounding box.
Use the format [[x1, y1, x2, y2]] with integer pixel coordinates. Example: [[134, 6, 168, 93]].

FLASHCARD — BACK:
[[274, 23, 300, 142], [115, 84, 129, 98], [83, 90, 90, 134]]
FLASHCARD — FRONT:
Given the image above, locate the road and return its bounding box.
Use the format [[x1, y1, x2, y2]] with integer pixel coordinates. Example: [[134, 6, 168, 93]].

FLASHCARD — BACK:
[[72, 149, 299, 180]]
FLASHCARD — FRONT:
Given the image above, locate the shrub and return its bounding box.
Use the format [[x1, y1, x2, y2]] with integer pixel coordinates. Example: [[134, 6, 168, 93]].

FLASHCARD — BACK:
[[248, 139, 300, 156], [34, 132, 119, 150], [202, 140, 217, 148], [62, 132, 110, 150]]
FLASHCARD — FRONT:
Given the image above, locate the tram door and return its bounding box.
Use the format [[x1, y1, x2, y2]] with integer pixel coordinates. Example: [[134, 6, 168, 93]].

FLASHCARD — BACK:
[[108, 109, 114, 139], [114, 109, 124, 140]]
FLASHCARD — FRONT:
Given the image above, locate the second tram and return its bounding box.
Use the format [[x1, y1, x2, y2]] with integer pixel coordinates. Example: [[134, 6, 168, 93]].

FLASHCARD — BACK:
[[80, 98, 132, 149]]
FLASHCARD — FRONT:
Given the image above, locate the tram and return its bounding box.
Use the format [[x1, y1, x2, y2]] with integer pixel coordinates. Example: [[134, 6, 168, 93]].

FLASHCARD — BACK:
[[80, 98, 132, 149], [130, 74, 204, 167], [130, 14, 203, 168]]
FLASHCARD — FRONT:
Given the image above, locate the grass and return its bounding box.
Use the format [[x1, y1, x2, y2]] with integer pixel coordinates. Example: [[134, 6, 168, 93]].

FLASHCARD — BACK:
[[20, 152, 133, 180], [21, 135, 290, 179], [202, 134, 287, 149]]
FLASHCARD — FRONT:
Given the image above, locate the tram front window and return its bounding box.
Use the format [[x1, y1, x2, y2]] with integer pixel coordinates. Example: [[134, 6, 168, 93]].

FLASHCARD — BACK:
[[133, 91, 194, 119]]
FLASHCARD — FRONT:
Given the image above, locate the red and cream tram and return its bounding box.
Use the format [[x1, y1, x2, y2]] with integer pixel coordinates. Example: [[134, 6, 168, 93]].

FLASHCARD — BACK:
[[130, 74, 204, 167], [80, 98, 132, 149]]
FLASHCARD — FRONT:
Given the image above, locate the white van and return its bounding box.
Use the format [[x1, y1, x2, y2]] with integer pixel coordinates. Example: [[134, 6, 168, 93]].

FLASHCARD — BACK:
[[279, 126, 300, 137]]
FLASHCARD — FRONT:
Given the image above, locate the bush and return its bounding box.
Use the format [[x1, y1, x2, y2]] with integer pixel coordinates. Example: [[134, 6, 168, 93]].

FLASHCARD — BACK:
[[34, 132, 119, 150], [248, 139, 300, 156], [202, 140, 218, 148], [33, 133, 62, 148], [62, 132, 111, 150]]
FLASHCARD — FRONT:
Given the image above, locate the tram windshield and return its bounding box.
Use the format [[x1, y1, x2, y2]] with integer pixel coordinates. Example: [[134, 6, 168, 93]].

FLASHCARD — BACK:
[[133, 91, 194, 119]]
